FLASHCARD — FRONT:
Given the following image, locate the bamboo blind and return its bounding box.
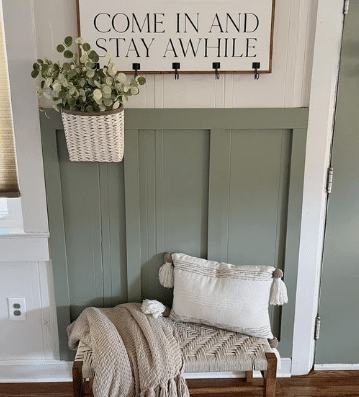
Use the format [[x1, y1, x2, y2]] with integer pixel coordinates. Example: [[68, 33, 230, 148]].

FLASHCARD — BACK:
[[0, 8, 19, 197]]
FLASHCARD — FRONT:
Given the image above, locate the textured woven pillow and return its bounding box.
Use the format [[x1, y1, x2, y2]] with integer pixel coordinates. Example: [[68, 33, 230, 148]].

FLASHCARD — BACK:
[[162, 253, 286, 339]]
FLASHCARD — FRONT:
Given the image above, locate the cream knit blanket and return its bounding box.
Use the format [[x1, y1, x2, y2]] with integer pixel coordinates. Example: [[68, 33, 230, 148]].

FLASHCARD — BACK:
[[67, 303, 189, 397]]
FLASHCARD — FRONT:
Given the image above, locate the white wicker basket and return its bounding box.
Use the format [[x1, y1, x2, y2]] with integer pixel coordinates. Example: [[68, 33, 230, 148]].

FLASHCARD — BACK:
[[61, 107, 124, 162]]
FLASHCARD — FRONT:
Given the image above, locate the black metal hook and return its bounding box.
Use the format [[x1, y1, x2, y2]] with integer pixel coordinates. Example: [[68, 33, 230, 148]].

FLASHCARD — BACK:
[[252, 62, 260, 80], [212, 62, 220, 80], [172, 63, 180, 80], [132, 63, 140, 78]]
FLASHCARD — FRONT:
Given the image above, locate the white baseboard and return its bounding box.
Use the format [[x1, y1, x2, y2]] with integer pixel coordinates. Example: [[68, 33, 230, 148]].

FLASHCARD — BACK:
[[0, 360, 72, 383], [0, 357, 291, 383], [314, 363, 359, 371]]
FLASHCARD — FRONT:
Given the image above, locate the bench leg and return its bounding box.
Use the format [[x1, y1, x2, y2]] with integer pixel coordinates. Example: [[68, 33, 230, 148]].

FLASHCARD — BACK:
[[245, 370, 253, 383], [73, 361, 85, 397], [262, 352, 277, 397]]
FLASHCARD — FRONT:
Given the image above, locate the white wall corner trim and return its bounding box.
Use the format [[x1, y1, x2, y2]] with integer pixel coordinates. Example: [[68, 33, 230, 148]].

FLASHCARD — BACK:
[[291, 0, 344, 376]]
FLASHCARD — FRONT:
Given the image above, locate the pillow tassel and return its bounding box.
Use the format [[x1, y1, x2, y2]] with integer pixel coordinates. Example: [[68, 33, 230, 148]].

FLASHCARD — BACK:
[[270, 269, 288, 305], [159, 262, 174, 288]]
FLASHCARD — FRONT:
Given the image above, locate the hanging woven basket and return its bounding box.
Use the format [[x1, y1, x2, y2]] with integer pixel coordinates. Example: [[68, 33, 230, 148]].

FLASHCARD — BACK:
[[61, 107, 124, 162]]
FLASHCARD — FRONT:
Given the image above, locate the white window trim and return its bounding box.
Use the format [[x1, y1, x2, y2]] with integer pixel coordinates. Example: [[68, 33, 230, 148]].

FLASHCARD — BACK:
[[1, 0, 49, 260]]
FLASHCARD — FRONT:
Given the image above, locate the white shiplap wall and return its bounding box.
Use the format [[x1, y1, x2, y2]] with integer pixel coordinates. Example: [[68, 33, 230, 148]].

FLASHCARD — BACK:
[[34, 0, 318, 109]]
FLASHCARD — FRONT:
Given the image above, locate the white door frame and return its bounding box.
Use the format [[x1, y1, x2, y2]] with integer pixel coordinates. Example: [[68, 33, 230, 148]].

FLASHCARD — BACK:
[[291, 0, 344, 375]]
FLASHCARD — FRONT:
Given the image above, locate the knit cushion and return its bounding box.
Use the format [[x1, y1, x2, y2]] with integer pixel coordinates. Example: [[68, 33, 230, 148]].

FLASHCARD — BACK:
[[169, 253, 275, 339]]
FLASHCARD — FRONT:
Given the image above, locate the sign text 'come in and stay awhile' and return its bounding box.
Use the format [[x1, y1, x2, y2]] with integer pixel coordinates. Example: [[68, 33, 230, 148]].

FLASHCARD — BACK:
[[78, 0, 275, 73]]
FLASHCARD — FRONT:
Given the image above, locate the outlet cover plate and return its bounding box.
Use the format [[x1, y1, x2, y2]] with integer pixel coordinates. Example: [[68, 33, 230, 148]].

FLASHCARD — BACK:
[[8, 297, 26, 321]]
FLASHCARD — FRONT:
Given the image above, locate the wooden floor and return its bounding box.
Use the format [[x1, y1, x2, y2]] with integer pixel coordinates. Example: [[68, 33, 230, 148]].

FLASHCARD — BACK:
[[0, 371, 358, 397]]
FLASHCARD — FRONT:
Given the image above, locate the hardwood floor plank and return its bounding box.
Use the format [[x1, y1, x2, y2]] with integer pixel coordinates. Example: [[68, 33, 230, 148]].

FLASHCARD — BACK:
[[0, 371, 358, 397]]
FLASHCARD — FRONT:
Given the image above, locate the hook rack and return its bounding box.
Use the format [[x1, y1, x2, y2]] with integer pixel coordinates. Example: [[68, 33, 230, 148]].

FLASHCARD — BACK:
[[252, 62, 260, 80], [172, 63, 180, 80], [132, 63, 141, 78], [212, 62, 220, 79]]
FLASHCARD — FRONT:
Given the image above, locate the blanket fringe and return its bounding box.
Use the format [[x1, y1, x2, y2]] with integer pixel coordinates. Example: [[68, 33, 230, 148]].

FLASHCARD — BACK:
[[177, 375, 190, 397], [160, 383, 168, 397]]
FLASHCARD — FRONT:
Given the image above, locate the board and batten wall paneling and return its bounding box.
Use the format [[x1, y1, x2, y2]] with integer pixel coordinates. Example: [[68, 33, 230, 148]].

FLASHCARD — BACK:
[[40, 113, 128, 361], [40, 108, 308, 360]]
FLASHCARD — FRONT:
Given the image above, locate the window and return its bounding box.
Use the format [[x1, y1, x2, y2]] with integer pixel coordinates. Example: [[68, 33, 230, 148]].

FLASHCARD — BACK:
[[0, 4, 20, 198], [0, 197, 23, 233]]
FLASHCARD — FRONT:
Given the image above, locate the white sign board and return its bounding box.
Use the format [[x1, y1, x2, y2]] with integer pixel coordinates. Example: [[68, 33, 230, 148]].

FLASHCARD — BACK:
[[78, 0, 275, 73]]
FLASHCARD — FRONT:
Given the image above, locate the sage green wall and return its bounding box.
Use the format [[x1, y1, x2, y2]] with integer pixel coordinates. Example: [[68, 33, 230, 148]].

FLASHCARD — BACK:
[[40, 108, 308, 361], [315, 2, 359, 365]]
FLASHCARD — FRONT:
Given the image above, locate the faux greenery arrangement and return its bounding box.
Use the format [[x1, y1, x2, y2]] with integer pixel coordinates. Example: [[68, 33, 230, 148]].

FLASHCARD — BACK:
[[31, 36, 146, 113]]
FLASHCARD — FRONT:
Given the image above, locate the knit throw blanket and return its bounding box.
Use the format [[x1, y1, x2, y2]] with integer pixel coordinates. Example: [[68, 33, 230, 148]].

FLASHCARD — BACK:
[[67, 303, 189, 397]]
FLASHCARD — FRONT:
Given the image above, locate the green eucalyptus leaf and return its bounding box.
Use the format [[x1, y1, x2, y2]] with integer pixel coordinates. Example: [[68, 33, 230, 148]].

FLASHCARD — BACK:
[[52, 82, 61, 92], [33, 63, 40, 70], [57, 44, 65, 53], [62, 62, 71, 71], [86, 69, 95, 78], [64, 36, 73, 47], [137, 76, 146, 85], [86, 62, 95, 69], [102, 85, 112, 98], [103, 98, 113, 107], [116, 73, 126, 84], [31, 69, 39, 78], [64, 50, 73, 59], [113, 101, 120, 109], [86, 105, 94, 113], [93, 88, 102, 101], [68, 97, 76, 107], [130, 86, 139, 95], [41, 64, 49, 74], [37, 59, 44, 64], [83, 43, 91, 51], [88, 50, 99, 63]]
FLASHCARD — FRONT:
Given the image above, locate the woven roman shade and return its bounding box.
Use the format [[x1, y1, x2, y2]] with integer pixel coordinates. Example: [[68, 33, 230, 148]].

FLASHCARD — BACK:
[[0, 11, 19, 197]]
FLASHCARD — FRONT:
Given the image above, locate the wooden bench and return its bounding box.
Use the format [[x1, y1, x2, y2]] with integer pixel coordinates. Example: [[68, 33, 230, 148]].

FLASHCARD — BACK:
[[72, 321, 278, 396]]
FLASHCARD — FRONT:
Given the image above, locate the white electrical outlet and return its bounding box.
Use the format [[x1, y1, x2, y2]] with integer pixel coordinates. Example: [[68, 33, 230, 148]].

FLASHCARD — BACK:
[[8, 297, 26, 321]]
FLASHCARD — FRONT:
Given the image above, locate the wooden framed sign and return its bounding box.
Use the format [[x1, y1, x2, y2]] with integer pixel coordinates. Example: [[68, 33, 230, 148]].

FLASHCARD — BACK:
[[77, 0, 275, 74]]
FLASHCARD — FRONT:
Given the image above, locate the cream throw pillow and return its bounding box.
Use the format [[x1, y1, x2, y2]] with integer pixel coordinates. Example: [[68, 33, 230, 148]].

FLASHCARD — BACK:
[[169, 253, 275, 339]]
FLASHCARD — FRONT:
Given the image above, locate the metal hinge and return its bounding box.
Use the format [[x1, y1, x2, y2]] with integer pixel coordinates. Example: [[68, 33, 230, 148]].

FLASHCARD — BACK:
[[315, 315, 321, 340], [326, 167, 334, 194], [344, 0, 350, 14]]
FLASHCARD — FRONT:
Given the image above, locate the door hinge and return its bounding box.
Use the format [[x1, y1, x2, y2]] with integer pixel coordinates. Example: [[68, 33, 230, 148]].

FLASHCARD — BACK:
[[326, 167, 334, 194], [315, 315, 321, 340], [344, 0, 350, 14]]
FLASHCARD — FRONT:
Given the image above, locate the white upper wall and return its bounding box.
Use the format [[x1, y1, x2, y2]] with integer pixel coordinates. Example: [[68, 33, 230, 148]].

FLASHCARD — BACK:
[[33, 0, 317, 109]]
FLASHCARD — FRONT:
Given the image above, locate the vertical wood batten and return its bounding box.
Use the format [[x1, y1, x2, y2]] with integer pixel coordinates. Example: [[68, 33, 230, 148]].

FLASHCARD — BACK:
[[99, 163, 112, 308], [155, 130, 165, 254], [124, 129, 142, 302], [207, 129, 231, 262], [280, 128, 308, 357], [39, 113, 72, 361]]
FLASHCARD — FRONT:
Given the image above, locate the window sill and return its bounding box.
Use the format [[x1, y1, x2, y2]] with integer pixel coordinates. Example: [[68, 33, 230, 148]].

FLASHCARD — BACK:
[[0, 232, 50, 262]]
